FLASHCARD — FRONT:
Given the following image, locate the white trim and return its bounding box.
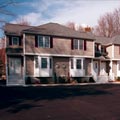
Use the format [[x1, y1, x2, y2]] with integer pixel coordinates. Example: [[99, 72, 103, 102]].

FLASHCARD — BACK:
[[38, 35, 50, 48], [23, 34, 25, 53], [34, 56, 53, 77], [23, 34, 26, 85], [110, 60, 113, 75], [12, 37, 19, 45], [24, 53, 94, 58], [111, 59, 120, 61], [73, 39, 84, 50], [117, 61, 120, 77], [112, 45, 114, 58], [93, 41, 95, 58], [70, 57, 85, 77], [91, 59, 93, 75], [23, 56, 26, 85]]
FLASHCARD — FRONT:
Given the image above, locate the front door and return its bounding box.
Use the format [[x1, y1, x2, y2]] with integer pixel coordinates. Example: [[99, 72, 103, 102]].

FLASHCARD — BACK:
[[9, 58, 21, 76], [100, 62, 106, 75], [8, 57, 24, 85], [53, 57, 69, 83]]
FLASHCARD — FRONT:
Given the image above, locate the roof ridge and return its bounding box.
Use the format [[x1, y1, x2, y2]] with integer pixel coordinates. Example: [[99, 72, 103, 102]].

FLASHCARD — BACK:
[[5, 22, 34, 27]]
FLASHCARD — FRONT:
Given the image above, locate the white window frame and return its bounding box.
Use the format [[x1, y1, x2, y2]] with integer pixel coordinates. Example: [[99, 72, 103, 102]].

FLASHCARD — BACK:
[[35, 56, 39, 68], [70, 57, 84, 77], [12, 37, 19, 45], [70, 58, 83, 70], [38, 36, 50, 48], [73, 39, 84, 50], [34, 56, 53, 77]]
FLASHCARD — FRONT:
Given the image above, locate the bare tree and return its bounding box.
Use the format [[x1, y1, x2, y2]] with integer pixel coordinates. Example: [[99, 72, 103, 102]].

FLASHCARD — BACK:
[[113, 8, 120, 35], [94, 8, 120, 37], [66, 22, 76, 30], [16, 17, 31, 26]]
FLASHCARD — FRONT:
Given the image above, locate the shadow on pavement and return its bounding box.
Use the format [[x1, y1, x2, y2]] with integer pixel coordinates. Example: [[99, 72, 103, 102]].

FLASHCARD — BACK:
[[0, 84, 114, 113]]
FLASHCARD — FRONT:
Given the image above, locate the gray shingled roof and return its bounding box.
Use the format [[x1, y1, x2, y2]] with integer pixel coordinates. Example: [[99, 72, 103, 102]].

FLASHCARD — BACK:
[[4, 23, 95, 40], [112, 35, 120, 45], [6, 22, 120, 44], [95, 35, 120, 45], [95, 36, 112, 45], [23, 23, 95, 40]]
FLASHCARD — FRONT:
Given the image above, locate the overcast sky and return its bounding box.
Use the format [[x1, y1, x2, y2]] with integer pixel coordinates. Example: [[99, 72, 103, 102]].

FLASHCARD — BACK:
[[0, 0, 120, 37]]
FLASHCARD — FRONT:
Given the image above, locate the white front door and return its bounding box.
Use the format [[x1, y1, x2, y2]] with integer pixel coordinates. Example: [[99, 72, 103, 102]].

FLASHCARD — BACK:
[[9, 58, 21, 76], [93, 61, 98, 81], [8, 57, 24, 85]]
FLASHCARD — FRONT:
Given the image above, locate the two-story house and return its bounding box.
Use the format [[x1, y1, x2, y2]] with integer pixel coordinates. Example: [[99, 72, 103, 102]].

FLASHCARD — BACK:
[[94, 35, 120, 82], [4, 23, 95, 85]]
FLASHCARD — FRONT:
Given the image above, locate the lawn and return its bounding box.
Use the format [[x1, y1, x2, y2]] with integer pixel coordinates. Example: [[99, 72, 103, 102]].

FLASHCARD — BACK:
[[0, 84, 120, 120]]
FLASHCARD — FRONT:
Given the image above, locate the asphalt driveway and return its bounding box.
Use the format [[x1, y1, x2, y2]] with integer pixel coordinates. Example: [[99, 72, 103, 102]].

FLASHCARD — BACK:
[[0, 83, 120, 120]]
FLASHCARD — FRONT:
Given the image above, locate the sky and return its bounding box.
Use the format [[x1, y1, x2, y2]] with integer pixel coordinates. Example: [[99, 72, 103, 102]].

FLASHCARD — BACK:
[[0, 0, 120, 37]]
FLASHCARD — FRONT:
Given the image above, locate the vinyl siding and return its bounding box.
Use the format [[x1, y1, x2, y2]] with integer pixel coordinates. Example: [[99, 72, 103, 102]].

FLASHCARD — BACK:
[[25, 34, 94, 57]]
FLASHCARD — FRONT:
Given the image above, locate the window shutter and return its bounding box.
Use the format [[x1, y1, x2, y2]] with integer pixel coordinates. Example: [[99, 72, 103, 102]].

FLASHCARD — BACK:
[[84, 40, 87, 51], [9, 36, 12, 45], [104, 46, 106, 53], [35, 35, 38, 47], [71, 38, 74, 50], [21, 57, 23, 66], [50, 36, 53, 48], [19, 36, 22, 46]]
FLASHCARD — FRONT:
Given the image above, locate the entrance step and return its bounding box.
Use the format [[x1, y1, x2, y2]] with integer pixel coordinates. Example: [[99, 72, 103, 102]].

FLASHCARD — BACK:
[[96, 76, 109, 83], [7, 76, 24, 85]]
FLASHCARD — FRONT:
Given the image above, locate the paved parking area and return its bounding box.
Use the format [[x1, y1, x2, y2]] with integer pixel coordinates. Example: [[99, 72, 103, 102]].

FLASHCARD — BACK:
[[0, 83, 120, 120]]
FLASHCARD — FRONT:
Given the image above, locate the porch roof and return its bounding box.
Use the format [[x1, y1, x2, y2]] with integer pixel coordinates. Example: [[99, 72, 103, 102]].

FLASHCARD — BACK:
[[94, 56, 110, 61], [95, 35, 120, 46], [4, 23, 33, 36]]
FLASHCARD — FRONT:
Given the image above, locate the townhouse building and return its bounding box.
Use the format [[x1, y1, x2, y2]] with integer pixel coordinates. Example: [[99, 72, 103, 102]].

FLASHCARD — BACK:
[[4, 22, 120, 85]]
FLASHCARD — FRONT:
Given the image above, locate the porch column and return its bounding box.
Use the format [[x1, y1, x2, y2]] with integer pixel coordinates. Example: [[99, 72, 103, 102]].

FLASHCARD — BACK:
[[23, 34, 26, 85], [109, 60, 114, 81], [91, 59, 93, 75], [23, 55, 26, 85]]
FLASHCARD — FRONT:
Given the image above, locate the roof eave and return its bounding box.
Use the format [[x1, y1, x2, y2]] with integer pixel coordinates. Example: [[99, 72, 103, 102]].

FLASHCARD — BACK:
[[22, 31, 95, 41]]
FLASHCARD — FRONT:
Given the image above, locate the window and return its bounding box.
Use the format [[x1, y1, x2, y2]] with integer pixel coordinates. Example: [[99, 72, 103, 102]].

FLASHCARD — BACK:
[[79, 40, 84, 49], [41, 58, 47, 68], [73, 39, 79, 49], [12, 37, 19, 45], [101, 46, 106, 53], [35, 56, 38, 68], [76, 59, 82, 69], [38, 36, 50, 48], [73, 39, 84, 50], [50, 58, 52, 69], [71, 58, 74, 69]]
